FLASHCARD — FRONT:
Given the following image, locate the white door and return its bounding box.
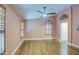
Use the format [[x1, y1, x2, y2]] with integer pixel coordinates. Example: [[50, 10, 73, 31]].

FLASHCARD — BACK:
[[60, 22, 68, 55]]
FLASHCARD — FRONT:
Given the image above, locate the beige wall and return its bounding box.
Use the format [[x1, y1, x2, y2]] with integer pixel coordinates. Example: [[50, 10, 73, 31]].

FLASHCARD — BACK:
[[71, 5, 79, 46], [25, 17, 55, 39], [3, 5, 24, 54], [51, 16, 57, 38], [56, 7, 72, 43], [56, 5, 79, 46]]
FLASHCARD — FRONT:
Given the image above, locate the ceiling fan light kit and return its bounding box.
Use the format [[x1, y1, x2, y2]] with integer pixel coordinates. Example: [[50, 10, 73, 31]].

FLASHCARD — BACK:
[[43, 14, 47, 17]]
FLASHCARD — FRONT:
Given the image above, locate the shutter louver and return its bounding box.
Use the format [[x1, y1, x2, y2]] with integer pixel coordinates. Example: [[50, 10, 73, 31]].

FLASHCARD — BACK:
[[0, 5, 5, 55]]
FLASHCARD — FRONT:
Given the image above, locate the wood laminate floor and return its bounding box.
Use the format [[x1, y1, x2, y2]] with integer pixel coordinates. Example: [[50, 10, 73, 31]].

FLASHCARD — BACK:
[[15, 39, 79, 55]]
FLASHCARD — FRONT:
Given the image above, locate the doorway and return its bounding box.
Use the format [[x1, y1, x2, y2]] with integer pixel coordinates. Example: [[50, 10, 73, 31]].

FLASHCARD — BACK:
[[60, 22, 68, 41], [60, 21, 68, 55]]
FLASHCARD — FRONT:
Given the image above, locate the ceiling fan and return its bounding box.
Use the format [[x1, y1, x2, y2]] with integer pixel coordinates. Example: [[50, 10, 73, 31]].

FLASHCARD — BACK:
[[37, 6, 56, 17]]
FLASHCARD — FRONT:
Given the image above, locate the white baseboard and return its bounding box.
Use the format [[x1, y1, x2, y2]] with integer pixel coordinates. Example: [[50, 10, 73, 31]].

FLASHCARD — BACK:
[[23, 37, 58, 40], [11, 40, 24, 55], [68, 43, 79, 48]]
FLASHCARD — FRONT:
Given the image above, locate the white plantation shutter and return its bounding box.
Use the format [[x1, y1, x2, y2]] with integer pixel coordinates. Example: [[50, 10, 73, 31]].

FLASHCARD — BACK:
[[0, 5, 5, 54]]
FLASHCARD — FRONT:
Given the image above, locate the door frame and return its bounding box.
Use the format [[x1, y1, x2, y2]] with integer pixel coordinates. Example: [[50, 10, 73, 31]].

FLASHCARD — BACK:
[[59, 19, 68, 41], [60, 21, 68, 41]]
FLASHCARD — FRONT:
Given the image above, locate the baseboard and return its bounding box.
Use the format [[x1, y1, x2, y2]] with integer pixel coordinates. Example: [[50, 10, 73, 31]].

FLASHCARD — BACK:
[[23, 37, 58, 40], [11, 40, 24, 55], [68, 43, 79, 48]]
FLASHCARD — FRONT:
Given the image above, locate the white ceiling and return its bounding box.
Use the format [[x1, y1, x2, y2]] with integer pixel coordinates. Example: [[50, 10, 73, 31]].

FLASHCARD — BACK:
[[12, 4, 72, 20]]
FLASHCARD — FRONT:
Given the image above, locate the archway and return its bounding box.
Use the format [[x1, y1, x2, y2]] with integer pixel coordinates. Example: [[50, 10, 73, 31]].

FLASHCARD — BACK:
[[59, 14, 69, 55]]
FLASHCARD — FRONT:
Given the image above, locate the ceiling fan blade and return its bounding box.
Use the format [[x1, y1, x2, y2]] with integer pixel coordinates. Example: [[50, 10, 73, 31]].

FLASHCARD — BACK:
[[47, 13, 56, 15], [37, 10, 44, 14]]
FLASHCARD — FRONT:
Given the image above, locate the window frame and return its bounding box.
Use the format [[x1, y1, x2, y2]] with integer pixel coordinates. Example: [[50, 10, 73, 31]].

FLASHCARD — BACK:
[[45, 20, 52, 35], [20, 20, 25, 39]]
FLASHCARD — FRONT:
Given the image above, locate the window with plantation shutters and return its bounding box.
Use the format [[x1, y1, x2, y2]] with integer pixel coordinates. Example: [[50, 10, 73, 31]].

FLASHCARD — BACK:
[[0, 5, 5, 55]]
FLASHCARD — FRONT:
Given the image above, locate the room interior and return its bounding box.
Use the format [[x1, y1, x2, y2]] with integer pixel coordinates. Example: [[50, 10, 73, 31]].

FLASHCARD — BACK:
[[0, 4, 79, 55]]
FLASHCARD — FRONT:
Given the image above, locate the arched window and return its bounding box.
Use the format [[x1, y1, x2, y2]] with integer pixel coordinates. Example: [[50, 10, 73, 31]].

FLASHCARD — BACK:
[[45, 20, 52, 35]]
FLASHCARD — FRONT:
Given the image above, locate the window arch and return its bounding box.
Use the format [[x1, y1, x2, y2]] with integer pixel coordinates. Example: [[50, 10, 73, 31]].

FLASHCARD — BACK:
[[60, 14, 68, 21]]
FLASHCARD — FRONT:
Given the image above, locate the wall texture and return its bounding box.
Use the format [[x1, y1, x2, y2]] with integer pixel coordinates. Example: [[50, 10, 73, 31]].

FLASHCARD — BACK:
[[24, 17, 56, 39], [71, 5, 79, 46], [3, 5, 24, 54]]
